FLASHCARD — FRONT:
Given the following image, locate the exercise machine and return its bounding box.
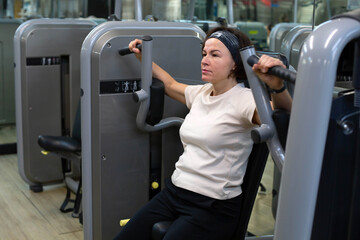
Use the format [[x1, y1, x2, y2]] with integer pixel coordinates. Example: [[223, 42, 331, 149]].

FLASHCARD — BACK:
[[280, 25, 313, 70], [274, 9, 360, 239], [81, 20, 206, 240], [0, 19, 22, 126], [14, 19, 97, 191], [0, 18, 22, 155], [269, 23, 304, 52]]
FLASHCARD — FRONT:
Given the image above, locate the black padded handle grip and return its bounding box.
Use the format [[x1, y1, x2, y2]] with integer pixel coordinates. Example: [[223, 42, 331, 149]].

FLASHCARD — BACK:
[[146, 78, 165, 126], [118, 44, 142, 56], [247, 55, 296, 84]]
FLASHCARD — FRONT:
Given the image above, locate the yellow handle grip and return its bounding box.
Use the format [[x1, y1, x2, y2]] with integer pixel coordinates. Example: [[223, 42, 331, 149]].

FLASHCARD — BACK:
[[41, 150, 49, 155], [151, 181, 159, 189], [120, 219, 130, 227]]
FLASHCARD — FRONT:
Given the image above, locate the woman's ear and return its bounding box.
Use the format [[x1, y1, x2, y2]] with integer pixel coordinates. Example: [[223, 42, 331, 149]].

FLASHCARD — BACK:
[[231, 61, 236, 70]]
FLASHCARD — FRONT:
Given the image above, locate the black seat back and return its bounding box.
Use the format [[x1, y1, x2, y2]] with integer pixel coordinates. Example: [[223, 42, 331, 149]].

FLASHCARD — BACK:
[[71, 102, 81, 142], [231, 142, 269, 239]]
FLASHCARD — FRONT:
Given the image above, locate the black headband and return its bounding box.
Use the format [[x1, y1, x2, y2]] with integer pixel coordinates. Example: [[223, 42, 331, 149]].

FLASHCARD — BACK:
[[208, 30, 240, 65]]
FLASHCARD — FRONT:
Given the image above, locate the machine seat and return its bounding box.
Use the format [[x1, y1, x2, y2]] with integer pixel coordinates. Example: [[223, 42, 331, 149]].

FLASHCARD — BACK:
[[152, 221, 172, 240], [38, 135, 81, 153], [37, 102, 82, 221]]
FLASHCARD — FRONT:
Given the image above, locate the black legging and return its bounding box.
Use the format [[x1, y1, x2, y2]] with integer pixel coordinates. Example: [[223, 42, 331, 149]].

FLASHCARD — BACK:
[[113, 179, 242, 240]]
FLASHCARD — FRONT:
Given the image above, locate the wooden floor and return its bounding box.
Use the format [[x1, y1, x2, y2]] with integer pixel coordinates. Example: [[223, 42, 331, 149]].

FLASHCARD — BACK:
[[0, 125, 83, 240], [0, 125, 275, 239]]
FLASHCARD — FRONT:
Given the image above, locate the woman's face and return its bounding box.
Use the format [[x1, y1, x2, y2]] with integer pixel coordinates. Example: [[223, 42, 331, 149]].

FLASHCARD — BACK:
[[201, 38, 236, 84]]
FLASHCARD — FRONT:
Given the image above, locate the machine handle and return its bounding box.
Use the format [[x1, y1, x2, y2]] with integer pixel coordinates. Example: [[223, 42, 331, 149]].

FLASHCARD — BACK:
[[118, 44, 142, 56], [247, 55, 296, 84], [240, 46, 285, 172], [123, 36, 183, 132]]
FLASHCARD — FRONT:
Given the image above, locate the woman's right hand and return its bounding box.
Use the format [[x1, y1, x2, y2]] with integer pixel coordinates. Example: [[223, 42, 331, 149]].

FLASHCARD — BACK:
[[129, 39, 142, 61]]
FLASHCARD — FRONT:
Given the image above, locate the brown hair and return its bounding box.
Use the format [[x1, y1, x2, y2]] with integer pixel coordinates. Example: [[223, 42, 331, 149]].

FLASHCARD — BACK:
[[203, 26, 252, 82]]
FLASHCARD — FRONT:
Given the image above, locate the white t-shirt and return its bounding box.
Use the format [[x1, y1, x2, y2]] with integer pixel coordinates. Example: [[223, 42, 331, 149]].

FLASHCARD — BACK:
[[171, 83, 257, 200]]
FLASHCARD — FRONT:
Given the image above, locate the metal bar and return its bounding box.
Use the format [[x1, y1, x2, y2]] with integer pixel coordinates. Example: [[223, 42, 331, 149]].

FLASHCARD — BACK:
[[227, 0, 234, 25], [134, 0, 142, 21], [83, 0, 88, 17], [187, 0, 195, 20], [293, 0, 298, 23], [114, 0, 122, 20], [0, 0, 4, 18], [7, 0, 15, 18], [240, 46, 285, 172], [135, 36, 183, 132], [312, 0, 316, 30]]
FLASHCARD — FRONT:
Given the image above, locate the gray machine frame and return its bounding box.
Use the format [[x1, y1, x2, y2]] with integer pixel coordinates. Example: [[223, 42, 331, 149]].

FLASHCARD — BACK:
[[81, 21, 206, 240], [14, 19, 97, 189], [270, 25, 313, 217], [280, 25, 313, 70], [0, 19, 22, 126], [241, 11, 360, 239], [273, 14, 360, 240], [269, 23, 304, 52]]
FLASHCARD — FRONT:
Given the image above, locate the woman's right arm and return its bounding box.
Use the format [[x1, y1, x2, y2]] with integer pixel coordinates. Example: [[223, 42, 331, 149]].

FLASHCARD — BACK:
[[129, 39, 188, 105]]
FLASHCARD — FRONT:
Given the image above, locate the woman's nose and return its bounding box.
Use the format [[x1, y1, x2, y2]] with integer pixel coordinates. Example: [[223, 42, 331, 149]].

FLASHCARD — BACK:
[[201, 56, 208, 66]]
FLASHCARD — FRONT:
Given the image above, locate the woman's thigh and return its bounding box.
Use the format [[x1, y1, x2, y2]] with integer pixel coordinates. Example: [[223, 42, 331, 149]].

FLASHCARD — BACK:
[[163, 201, 240, 240], [113, 188, 177, 240]]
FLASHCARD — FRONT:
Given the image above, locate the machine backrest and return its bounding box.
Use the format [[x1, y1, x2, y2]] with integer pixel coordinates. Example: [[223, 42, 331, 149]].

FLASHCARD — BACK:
[[232, 142, 269, 239], [72, 102, 81, 143]]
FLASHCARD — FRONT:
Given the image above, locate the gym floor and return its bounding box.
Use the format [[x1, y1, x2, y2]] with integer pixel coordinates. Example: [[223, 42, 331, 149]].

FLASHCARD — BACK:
[[0, 125, 274, 239]]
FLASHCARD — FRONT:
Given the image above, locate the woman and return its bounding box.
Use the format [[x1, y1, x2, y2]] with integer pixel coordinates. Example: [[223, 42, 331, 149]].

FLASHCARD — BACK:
[[114, 26, 292, 240]]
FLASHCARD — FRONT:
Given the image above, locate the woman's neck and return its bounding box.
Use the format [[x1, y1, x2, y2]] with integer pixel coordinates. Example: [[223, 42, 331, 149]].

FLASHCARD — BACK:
[[211, 78, 237, 96]]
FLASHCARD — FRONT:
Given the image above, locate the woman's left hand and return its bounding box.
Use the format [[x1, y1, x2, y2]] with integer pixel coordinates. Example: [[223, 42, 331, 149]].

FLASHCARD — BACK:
[[252, 55, 286, 91]]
